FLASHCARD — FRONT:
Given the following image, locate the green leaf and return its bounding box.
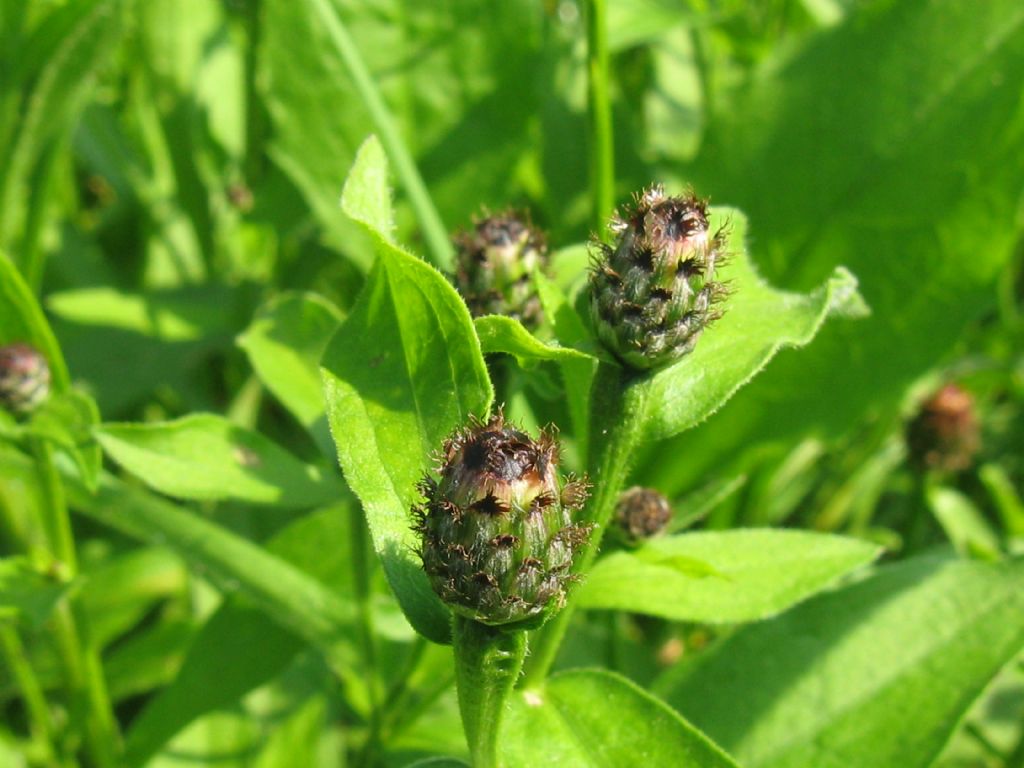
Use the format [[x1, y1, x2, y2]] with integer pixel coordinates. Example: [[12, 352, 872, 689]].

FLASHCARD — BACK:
[[47, 283, 243, 414], [340, 135, 395, 243], [638, 209, 864, 442], [237, 291, 343, 454], [322, 146, 492, 643], [667, 474, 748, 533], [577, 530, 879, 623], [654, 0, 1024, 493], [261, 0, 547, 265], [502, 669, 739, 767], [926, 485, 1001, 560], [0, 0, 120, 255], [79, 547, 186, 650], [122, 507, 354, 767], [26, 390, 101, 491], [65, 472, 356, 675], [123, 605, 301, 767], [95, 414, 344, 508], [0, 557, 69, 627], [980, 463, 1024, 538], [474, 315, 594, 366], [534, 270, 598, 456], [660, 554, 1024, 768], [0, 253, 69, 391], [46, 286, 220, 342]]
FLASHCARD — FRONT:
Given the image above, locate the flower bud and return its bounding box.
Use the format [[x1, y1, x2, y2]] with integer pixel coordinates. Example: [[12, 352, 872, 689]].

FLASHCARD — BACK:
[[0, 343, 51, 416], [414, 412, 592, 627], [589, 185, 727, 369], [453, 211, 548, 328], [614, 486, 673, 543], [906, 384, 980, 473]]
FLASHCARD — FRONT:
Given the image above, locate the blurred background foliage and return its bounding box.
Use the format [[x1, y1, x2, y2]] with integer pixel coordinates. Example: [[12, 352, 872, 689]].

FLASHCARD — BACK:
[[1, 0, 1023, 765]]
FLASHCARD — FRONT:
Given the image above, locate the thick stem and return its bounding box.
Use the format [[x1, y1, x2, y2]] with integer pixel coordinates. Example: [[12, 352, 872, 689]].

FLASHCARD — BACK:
[[521, 362, 648, 686], [586, 0, 615, 238], [306, 0, 453, 271], [453, 617, 527, 768]]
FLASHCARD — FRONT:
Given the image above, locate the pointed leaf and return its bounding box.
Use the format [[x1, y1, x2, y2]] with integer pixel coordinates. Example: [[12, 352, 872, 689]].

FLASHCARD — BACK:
[[638, 209, 864, 442], [474, 315, 594, 366], [341, 135, 395, 243], [237, 292, 343, 454], [661, 554, 1024, 768], [95, 414, 344, 508], [0, 557, 69, 627], [577, 530, 880, 623], [502, 669, 739, 767], [322, 146, 492, 643], [0, 253, 69, 390]]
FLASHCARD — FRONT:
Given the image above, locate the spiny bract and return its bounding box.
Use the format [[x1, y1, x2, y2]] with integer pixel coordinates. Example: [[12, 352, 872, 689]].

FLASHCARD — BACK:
[[413, 411, 592, 627], [589, 184, 727, 370], [452, 211, 547, 328], [0, 342, 51, 416]]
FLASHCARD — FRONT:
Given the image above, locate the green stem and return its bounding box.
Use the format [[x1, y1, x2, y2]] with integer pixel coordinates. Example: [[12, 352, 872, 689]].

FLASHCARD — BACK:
[[453, 617, 527, 768], [0, 624, 63, 766], [521, 362, 648, 686], [351, 504, 381, 767], [586, 0, 614, 237], [306, 0, 453, 271], [29, 438, 119, 767], [31, 439, 76, 574]]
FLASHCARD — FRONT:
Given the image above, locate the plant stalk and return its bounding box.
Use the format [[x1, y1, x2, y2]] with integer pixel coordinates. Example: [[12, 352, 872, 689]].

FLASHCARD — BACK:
[[521, 362, 648, 686], [307, 0, 453, 271], [351, 503, 382, 768], [586, 0, 614, 237], [30, 438, 119, 767], [453, 616, 527, 768], [0, 624, 63, 766]]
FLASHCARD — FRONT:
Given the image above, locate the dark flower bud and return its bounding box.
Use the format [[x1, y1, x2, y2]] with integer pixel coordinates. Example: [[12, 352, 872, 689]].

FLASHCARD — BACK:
[[614, 486, 673, 543], [453, 211, 548, 328], [589, 185, 727, 370], [906, 384, 980, 473], [0, 343, 51, 416], [414, 411, 592, 627]]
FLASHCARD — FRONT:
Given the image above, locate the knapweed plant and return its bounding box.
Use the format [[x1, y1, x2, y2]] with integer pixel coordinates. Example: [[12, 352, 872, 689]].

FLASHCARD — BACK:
[[2, 1, 1024, 767]]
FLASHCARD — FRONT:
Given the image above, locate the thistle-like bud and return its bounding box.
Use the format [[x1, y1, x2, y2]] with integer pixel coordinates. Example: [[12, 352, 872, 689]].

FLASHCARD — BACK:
[[0, 343, 51, 416], [414, 412, 592, 627], [453, 211, 548, 328], [589, 185, 727, 369], [906, 384, 980, 473], [614, 486, 673, 543]]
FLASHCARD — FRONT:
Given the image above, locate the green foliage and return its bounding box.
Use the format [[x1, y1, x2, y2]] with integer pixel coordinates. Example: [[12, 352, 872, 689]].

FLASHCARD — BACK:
[[95, 414, 344, 507], [322, 139, 493, 643], [577, 529, 880, 622], [503, 669, 740, 767], [0, 557, 69, 627], [661, 554, 1024, 768], [0, 0, 1022, 766]]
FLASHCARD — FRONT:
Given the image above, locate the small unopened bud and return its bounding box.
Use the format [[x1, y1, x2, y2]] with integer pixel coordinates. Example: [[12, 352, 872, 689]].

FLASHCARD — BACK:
[[453, 211, 548, 328], [414, 411, 592, 627], [615, 486, 673, 543], [0, 343, 51, 416], [906, 384, 980, 473], [590, 185, 727, 370]]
